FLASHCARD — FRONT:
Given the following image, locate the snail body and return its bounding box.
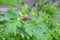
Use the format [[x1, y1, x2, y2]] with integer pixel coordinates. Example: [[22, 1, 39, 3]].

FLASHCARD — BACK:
[[21, 15, 31, 21]]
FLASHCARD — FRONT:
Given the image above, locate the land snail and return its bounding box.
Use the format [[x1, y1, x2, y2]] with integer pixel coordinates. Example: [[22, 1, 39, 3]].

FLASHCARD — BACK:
[[18, 15, 31, 21]]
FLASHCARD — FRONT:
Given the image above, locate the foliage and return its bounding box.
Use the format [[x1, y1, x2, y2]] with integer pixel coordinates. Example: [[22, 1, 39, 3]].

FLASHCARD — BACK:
[[0, 0, 60, 40], [0, 0, 23, 6]]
